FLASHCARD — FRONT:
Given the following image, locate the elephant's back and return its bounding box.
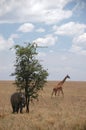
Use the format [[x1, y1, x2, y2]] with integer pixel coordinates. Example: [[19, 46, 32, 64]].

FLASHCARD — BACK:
[[10, 92, 20, 104]]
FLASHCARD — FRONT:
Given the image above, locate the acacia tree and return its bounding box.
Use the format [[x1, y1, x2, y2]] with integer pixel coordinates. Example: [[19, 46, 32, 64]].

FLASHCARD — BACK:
[[11, 43, 48, 113]]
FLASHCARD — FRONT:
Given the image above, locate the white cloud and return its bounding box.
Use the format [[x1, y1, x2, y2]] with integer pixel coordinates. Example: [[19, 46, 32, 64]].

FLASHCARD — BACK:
[[36, 28, 45, 33], [73, 33, 86, 45], [0, 33, 19, 51], [0, 0, 73, 24], [0, 35, 14, 51], [37, 52, 46, 58], [53, 22, 86, 36], [0, 0, 13, 17], [70, 33, 86, 55], [53, 22, 86, 55], [43, 9, 72, 24], [18, 23, 35, 32], [34, 34, 58, 47], [10, 34, 19, 39], [49, 50, 54, 53]]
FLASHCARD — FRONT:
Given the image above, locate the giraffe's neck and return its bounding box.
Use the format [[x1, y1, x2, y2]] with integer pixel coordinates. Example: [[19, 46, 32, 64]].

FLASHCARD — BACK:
[[61, 76, 67, 84]]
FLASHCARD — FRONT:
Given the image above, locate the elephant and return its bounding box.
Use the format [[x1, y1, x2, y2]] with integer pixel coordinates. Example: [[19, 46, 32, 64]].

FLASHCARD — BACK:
[[10, 92, 26, 113]]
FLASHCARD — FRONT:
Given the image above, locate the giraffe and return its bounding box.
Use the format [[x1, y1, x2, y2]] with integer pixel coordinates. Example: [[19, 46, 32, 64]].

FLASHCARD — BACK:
[[51, 75, 70, 97]]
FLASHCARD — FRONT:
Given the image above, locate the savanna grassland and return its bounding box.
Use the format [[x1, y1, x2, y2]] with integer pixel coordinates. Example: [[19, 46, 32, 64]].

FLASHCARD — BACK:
[[0, 81, 86, 130]]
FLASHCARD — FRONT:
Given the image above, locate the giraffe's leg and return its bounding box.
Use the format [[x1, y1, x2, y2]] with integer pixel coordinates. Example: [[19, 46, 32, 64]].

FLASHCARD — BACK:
[[55, 90, 57, 96], [61, 88, 64, 96], [58, 89, 60, 96]]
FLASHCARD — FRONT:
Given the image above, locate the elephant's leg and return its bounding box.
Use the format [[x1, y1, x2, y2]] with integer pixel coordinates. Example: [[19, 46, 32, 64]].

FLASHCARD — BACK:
[[12, 105, 15, 113]]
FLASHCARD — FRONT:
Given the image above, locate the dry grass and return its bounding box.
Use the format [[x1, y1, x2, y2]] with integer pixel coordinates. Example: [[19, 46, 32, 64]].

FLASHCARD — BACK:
[[0, 81, 86, 130]]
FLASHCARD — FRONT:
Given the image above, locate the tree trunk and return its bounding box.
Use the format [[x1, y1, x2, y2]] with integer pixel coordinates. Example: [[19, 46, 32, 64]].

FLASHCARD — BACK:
[[25, 80, 30, 113], [26, 97, 30, 113]]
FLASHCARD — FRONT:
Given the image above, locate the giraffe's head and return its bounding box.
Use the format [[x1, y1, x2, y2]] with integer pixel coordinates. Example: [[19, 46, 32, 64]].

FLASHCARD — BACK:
[[66, 75, 70, 79]]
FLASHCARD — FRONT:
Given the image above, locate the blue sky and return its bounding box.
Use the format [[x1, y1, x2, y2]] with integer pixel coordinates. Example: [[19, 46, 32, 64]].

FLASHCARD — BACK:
[[0, 0, 86, 81]]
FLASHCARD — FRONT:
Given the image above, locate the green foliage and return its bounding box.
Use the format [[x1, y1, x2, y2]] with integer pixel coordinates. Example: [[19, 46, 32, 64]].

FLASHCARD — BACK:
[[11, 43, 48, 102]]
